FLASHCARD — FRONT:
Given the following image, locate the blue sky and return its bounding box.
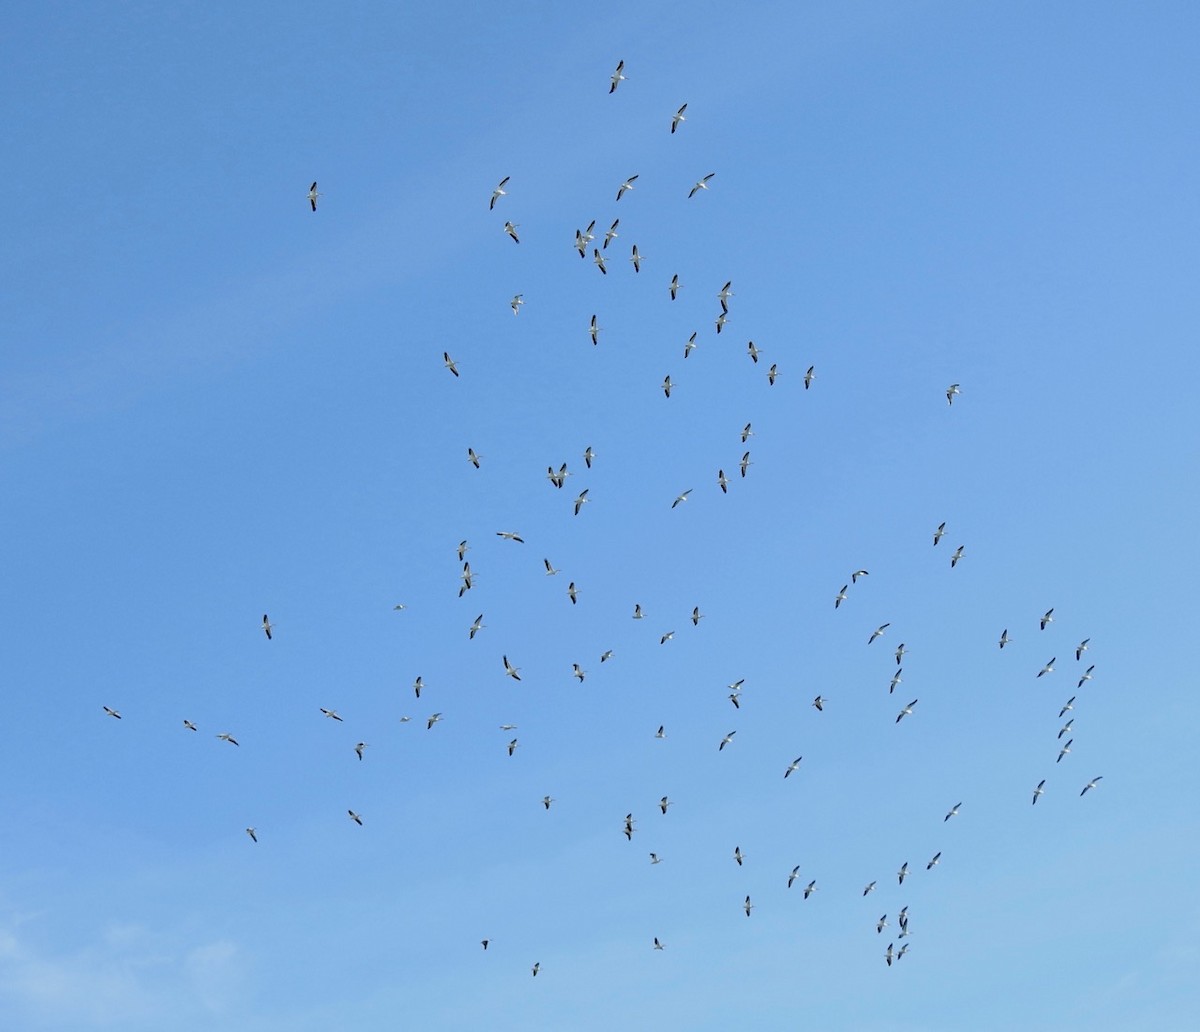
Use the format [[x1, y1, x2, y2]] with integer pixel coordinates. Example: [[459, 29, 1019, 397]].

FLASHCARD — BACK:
[[2, 2, 1198, 1029]]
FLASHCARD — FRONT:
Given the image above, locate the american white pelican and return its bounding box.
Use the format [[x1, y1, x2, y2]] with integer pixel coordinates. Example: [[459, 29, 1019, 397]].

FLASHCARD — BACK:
[[609, 60, 626, 93], [510, 294, 524, 315], [616, 175, 638, 201], [503, 655, 521, 681], [308, 182, 320, 211], [719, 731, 737, 751], [671, 489, 692, 508], [496, 530, 525, 543], [443, 352, 459, 377], [504, 221, 519, 244], [868, 623, 891, 645], [895, 699, 918, 723], [1080, 776, 1103, 796], [489, 177, 509, 210], [688, 173, 715, 198], [946, 383, 961, 405], [671, 103, 687, 133], [630, 244, 643, 273]]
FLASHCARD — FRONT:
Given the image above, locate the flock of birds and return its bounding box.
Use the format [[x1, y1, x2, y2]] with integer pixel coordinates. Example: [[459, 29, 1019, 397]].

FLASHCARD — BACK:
[[101, 59, 1108, 979]]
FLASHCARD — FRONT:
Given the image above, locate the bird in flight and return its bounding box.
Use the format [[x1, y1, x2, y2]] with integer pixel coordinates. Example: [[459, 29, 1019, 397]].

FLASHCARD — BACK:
[[788, 866, 801, 889], [633, 604, 644, 619], [593, 248, 608, 275], [927, 851, 942, 870], [103, 706, 121, 719], [443, 352, 459, 377], [784, 756, 802, 778], [183, 720, 197, 731], [743, 895, 754, 917], [496, 530, 525, 543], [733, 845, 745, 866], [574, 220, 596, 257], [852, 569, 869, 583], [897, 862, 909, 885], [803, 880, 817, 899], [262, 614, 273, 640], [999, 628, 1012, 649], [662, 375, 673, 398], [868, 623, 891, 645], [457, 540, 469, 561], [543, 558, 560, 576], [567, 581, 579, 605], [216, 732, 239, 746], [588, 314, 601, 345], [670, 275, 683, 302], [895, 699, 918, 723], [946, 383, 961, 405], [427, 713, 443, 730], [894, 643, 908, 664], [609, 59, 626, 93], [467, 447, 482, 469], [950, 545, 964, 568], [1058, 719, 1074, 740], [834, 585, 849, 609], [503, 656, 521, 681], [1059, 696, 1076, 718], [1057, 739, 1073, 763], [691, 606, 704, 626], [531, 962, 540, 977], [933, 522, 946, 546], [767, 363, 779, 385], [659, 630, 675, 645], [659, 796, 672, 815], [603, 218, 619, 249], [688, 173, 715, 198], [747, 341, 762, 364], [889, 670, 902, 694], [600, 649, 613, 663], [574, 489, 589, 516], [503, 221, 520, 244], [246, 827, 258, 843], [616, 174, 638, 201], [572, 663, 585, 682], [542, 796, 553, 809], [489, 177, 509, 210], [804, 365, 816, 389], [1080, 776, 1103, 796], [944, 802, 961, 822], [671, 489, 692, 509], [1076, 638, 1091, 661], [355, 742, 368, 761], [655, 726, 666, 739], [812, 695, 826, 712], [1037, 657, 1056, 678], [863, 881, 877, 896], [507, 738, 519, 756], [719, 731, 737, 751], [740, 452, 752, 477], [413, 676, 424, 698], [1041, 608, 1055, 630], [469, 614, 485, 639], [320, 708, 343, 722], [671, 103, 687, 133], [653, 937, 665, 950], [510, 294, 524, 315], [885, 943, 895, 967], [546, 462, 568, 490], [630, 244, 643, 273], [307, 182, 320, 211], [584, 445, 595, 469], [718, 281, 734, 310], [715, 311, 729, 334], [1078, 665, 1095, 689], [1032, 779, 1046, 805], [717, 468, 729, 493]]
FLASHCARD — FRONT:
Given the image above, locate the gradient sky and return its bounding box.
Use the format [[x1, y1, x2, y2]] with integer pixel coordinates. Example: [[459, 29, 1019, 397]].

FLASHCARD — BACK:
[[2, 2, 1199, 1030]]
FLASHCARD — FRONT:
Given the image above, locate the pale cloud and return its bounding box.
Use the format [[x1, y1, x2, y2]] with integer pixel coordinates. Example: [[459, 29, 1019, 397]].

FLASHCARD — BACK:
[[0, 919, 244, 1030]]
